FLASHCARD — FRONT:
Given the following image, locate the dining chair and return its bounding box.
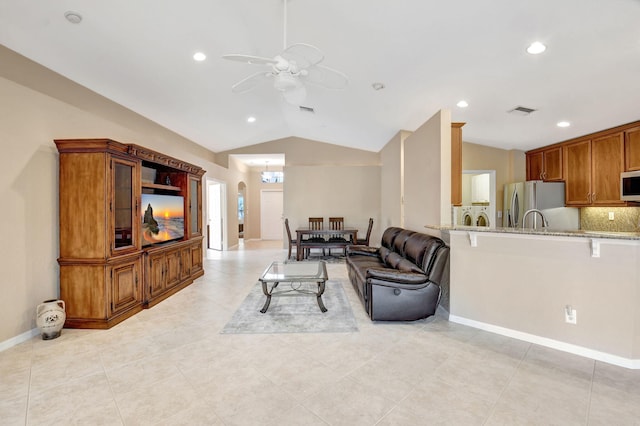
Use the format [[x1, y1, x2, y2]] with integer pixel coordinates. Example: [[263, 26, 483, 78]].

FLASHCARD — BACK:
[[307, 217, 325, 257], [328, 217, 348, 255], [355, 217, 374, 246], [284, 218, 297, 260]]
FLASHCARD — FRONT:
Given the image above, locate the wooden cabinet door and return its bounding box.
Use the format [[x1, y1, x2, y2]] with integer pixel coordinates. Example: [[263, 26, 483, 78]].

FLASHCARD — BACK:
[[110, 259, 141, 315], [187, 175, 203, 238], [451, 122, 464, 206], [625, 126, 640, 171], [542, 147, 563, 181], [180, 246, 192, 280], [165, 249, 182, 288], [110, 156, 139, 256], [527, 152, 544, 181], [147, 252, 166, 299], [190, 242, 203, 275], [564, 140, 592, 205], [591, 132, 624, 205]]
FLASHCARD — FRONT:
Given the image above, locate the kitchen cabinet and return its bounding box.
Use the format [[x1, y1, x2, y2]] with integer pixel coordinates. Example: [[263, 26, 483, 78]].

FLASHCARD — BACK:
[[625, 126, 640, 171], [526, 146, 562, 181], [564, 133, 625, 206], [471, 173, 490, 203], [451, 122, 465, 206]]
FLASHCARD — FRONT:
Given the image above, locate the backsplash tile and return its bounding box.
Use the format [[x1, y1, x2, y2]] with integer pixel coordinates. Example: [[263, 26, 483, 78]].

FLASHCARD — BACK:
[[580, 207, 640, 232]]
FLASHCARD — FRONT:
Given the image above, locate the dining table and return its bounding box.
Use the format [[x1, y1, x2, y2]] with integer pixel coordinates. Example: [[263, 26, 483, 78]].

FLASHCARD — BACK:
[[295, 227, 358, 261]]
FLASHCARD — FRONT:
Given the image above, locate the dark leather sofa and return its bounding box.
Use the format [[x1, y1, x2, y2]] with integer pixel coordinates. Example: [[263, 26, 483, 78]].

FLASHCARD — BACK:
[[346, 227, 450, 321]]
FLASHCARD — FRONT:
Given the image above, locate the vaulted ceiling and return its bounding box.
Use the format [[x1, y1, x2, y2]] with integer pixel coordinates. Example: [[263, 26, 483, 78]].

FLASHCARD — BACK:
[[1, 0, 639, 154]]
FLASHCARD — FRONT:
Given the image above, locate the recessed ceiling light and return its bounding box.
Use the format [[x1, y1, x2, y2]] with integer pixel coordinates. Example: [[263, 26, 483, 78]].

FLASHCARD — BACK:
[[456, 100, 469, 108], [247, 116, 256, 123], [64, 11, 82, 24], [527, 41, 546, 55], [557, 121, 571, 128], [371, 82, 385, 91], [193, 52, 206, 62]]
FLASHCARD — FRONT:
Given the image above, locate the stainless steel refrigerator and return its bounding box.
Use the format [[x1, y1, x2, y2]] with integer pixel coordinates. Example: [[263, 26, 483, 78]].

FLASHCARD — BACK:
[[503, 181, 579, 229]]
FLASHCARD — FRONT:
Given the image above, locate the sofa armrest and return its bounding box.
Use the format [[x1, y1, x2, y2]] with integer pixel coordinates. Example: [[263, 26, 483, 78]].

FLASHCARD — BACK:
[[347, 245, 379, 257], [365, 267, 428, 285]]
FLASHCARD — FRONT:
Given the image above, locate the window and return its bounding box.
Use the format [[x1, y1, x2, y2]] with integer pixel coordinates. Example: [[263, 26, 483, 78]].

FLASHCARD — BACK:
[[261, 171, 284, 183]]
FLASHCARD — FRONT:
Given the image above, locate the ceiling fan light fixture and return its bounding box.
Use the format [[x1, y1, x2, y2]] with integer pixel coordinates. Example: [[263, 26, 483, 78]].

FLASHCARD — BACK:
[[193, 52, 206, 62], [273, 73, 301, 91]]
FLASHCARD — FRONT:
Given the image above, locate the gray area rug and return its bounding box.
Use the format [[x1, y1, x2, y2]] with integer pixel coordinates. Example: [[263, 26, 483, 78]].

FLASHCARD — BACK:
[[221, 280, 358, 334]]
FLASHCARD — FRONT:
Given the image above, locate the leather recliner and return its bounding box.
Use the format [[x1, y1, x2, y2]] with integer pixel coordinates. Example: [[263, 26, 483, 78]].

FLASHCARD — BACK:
[[346, 227, 450, 321]]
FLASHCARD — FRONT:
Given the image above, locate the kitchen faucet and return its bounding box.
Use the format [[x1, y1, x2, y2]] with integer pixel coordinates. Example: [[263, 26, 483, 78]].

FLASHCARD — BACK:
[[522, 209, 549, 229]]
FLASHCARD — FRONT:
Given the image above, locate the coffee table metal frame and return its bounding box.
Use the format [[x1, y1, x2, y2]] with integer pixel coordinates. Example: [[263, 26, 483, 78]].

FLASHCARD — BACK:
[[258, 261, 328, 314]]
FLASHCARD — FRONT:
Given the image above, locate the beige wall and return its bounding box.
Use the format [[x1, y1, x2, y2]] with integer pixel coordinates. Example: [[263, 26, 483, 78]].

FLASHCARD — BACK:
[[404, 109, 451, 231], [380, 131, 404, 230], [0, 46, 240, 344], [462, 141, 526, 215], [220, 138, 383, 245], [449, 231, 640, 362], [284, 165, 381, 243]]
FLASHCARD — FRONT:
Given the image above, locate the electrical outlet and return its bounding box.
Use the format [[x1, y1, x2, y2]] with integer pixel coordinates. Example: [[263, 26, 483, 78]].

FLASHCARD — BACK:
[[608, 212, 615, 221], [565, 305, 577, 324]]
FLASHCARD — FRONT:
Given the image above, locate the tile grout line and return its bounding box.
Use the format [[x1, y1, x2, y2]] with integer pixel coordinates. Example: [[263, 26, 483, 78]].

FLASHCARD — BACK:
[[584, 361, 597, 425], [481, 341, 533, 425]]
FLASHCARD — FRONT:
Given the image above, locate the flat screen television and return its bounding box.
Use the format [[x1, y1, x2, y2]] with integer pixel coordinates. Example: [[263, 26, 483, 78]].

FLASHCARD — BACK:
[[141, 193, 185, 246]]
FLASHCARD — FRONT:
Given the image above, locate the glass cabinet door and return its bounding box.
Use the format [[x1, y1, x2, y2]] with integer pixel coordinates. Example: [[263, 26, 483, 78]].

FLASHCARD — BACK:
[[112, 157, 138, 252], [189, 176, 202, 237]]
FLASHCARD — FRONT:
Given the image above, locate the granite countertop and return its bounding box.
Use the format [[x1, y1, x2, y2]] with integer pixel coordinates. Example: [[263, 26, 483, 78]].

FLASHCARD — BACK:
[[425, 225, 640, 240]]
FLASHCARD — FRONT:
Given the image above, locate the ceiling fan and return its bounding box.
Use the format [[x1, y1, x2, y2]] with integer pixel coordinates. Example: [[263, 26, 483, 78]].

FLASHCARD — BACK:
[[222, 0, 348, 104]]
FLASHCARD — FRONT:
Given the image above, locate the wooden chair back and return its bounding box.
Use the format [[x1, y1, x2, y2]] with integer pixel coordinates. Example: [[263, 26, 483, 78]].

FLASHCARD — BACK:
[[309, 217, 324, 231], [284, 218, 295, 259], [362, 217, 374, 245], [328, 217, 344, 231]]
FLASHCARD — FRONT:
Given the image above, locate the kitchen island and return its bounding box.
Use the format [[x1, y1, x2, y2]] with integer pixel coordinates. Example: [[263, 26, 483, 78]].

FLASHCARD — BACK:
[[425, 225, 640, 369]]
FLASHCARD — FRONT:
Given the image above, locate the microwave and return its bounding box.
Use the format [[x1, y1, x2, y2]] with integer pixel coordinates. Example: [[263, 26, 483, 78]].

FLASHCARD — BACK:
[[621, 171, 640, 201]]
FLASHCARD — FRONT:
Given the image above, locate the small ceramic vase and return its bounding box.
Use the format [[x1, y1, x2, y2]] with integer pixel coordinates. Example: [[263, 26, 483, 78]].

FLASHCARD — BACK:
[[36, 299, 66, 340]]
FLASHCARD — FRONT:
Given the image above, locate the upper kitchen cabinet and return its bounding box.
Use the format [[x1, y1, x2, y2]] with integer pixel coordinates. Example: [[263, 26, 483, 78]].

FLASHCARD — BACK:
[[451, 122, 465, 206], [526, 146, 562, 181], [625, 126, 640, 171], [564, 133, 625, 206]]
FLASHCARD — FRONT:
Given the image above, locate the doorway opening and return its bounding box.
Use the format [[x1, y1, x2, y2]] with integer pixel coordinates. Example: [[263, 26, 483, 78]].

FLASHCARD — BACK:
[[238, 182, 246, 240], [207, 179, 226, 250]]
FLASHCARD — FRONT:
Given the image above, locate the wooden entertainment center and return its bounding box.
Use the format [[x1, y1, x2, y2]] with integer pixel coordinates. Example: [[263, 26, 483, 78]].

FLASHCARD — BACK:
[[55, 139, 206, 328]]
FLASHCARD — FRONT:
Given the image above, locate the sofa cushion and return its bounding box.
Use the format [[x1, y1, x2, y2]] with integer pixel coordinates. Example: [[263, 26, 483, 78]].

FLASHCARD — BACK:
[[380, 227, 403, 249], [378, 246, 392, 263], [392, 229, 415, 256], [396, 258, 423, 273], [384, 251, 403, 268]]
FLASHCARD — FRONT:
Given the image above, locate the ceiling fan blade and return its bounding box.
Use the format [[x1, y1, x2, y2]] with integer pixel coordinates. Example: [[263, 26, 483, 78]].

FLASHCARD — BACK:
[[231, 72, 272, 93], [281, 43, 324, 69], [222, 54, 277, 66], [303, 64, 349, 90]]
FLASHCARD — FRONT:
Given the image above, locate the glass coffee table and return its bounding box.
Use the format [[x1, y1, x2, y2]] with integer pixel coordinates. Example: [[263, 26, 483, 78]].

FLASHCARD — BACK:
[[258, 261, 328, 313]]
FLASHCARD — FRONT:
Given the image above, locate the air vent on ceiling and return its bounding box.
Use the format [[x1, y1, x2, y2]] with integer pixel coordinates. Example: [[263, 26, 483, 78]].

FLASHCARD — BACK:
[[508, 106, 537, 116], [299, 106, 315, 113]]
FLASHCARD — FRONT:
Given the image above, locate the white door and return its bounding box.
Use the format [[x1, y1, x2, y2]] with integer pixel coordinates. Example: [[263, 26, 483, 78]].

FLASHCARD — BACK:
[[260, 190, 283, 240], [207, 180, 224, 250]]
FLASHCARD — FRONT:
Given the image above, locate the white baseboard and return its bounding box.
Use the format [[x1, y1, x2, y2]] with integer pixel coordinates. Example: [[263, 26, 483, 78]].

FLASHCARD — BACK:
[[0, 328, 39, 352], [449, 315, 640, 370]]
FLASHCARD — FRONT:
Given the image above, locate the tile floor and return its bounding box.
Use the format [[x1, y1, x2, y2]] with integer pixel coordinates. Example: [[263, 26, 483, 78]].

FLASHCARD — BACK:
[[1, 240, 639, 425]]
